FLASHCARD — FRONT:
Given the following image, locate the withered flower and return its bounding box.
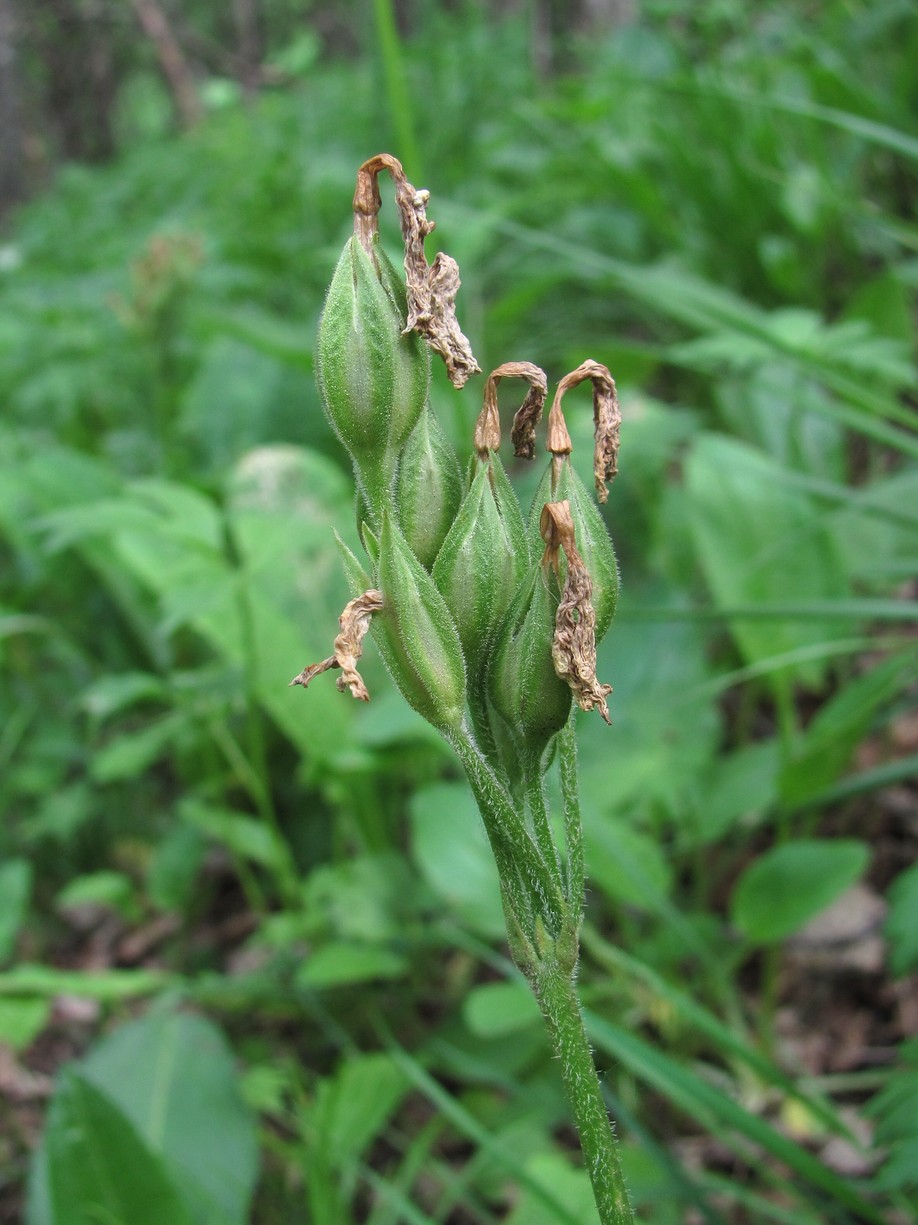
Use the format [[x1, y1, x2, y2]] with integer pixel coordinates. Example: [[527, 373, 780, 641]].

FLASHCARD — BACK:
[[352, 153, 480, 388], [475, 361, 548, 459], [289, 590, 384, 702], [540, 501, 613, 724], [547, 360, 621, 502]]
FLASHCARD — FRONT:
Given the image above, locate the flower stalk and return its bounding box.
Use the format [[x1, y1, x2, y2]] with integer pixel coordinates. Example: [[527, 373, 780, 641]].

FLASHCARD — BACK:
[[291, 154, 634, 1225]]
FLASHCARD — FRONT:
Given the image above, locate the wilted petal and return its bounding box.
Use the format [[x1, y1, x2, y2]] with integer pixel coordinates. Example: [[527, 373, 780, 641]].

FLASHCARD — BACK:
[[352, 154, 480, 389], [548, 360, 621, 503], [540, 502, 612, 724], [290, 590, 384, 702], [474, 361, 547, 458]]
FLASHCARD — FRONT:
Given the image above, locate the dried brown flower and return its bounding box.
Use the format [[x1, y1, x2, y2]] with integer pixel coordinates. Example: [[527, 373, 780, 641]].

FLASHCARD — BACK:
[[290, 590, 384, 702], [474, 361, 548, 458], [546, 360, 621, 502], [540, 502, 612, 724], [352, 153, 481, 389]]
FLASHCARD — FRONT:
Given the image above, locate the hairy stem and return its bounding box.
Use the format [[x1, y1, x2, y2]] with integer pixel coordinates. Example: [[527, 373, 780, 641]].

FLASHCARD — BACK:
[[535, 961, 635, 1225], [464, 724, 634, 1225], [558, 717, 585, 908], [523, 762, 564, 896], [450, 724, 566, 939]]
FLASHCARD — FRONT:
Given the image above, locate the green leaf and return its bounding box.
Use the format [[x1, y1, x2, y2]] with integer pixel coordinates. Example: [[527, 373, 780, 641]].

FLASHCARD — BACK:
[[0, 858, 32, 963], [829, 465, 918, 588], [0, 965, 170, 1001], [585, 820, 672, 909], [147, 825, 206, 912], [731, 839, 869, 944], [685, 434, 848, 688], [408, 782, 505, 938], [587, 1014, 888, 1224], [179, 799, 289, 874], [779, 652, 915, 806], [0, 997, 51, 1052], [865, 1046, 918, 1193], [388, 1042, 587, 1225], [178, 337, 302, 471], [296, 941, 408, 988], [463, 981, 541, 1038], [78, 1008, 259, 1225], [90, 712, 188, 783], [505, 1152, 601, 1225], [27, 1070, 192, 1225], [201, 306, 314, 372], [885, 862, 918, 978], [311, 1053, 409, 1164], [56, 871, 138, 921], [692, 740, 779, 846], [579, 600, 720, 822], [79, 671, 167, 719]]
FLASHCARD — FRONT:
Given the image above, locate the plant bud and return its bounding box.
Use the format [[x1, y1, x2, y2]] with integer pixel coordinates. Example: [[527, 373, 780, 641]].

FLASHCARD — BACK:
[[374, 512, 466, 734], [316, 237, 428, 498], [489, 562, 572, 765], [432, 454, 529, 675], [396, 407, 463, 570], [529, 458, 619, 642]]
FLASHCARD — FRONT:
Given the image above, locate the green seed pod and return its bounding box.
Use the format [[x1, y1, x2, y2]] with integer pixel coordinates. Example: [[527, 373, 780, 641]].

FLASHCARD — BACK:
[[432, 453, 529, 676], [396, 407, 463, 570], [316, 237, 429, 509], [374, 512, 466, 734], [529, 458, 619, 642], [489, 561, 572, 766]]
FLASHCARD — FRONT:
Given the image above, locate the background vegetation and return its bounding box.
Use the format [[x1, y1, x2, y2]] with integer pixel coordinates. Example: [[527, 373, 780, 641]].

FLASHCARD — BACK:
[[1, 1, 916, 1222]]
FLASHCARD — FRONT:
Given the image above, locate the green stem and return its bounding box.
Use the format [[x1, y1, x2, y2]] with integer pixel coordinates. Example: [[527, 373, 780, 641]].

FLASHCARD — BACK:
[[450, 724, 566, 939], [524, 763, 564, 895], [534, 961, 635, 1225], [460, 719, 633, 1225], [467, 669, 504, 782], [558, 718, 584, 909], [355, 448, 397, 535]]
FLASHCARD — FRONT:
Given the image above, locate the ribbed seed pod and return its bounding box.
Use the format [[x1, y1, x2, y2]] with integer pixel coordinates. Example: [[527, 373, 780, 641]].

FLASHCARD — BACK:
[[489, 561, 572, 766], [396, 407, 463, 570], [316, 237, 428, 514], [374, 512, 466, 734], [432, 453, 530, 675], [528, 458, 619, 643]]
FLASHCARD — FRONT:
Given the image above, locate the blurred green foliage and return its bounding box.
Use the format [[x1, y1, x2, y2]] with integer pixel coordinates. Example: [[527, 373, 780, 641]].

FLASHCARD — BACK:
[[1, 1, 917, 1221]]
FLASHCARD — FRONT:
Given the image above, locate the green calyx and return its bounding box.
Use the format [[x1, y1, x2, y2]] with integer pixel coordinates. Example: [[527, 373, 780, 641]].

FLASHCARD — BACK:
[[530, 457, 619, 643], [396, 406, 463, 571], [432, 452, 530, 676], [489, 559, 573, 770], [374, 511, 467, 734]]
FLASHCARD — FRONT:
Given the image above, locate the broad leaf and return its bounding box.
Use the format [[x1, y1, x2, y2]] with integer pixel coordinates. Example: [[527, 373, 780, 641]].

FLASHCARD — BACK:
[[731, 839, 869, 944], [27, 1071, 192, 1225], [464, 981, 541, 1038], [78, 1009, 259, 1225], [686, 433, 848, 687], [409, 782, 505, 937]]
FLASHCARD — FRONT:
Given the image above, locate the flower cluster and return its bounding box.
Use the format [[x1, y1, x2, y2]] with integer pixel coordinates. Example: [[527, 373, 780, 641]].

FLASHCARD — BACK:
[[291, 157, 636, 1225], [292, 154, 620, 795]]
